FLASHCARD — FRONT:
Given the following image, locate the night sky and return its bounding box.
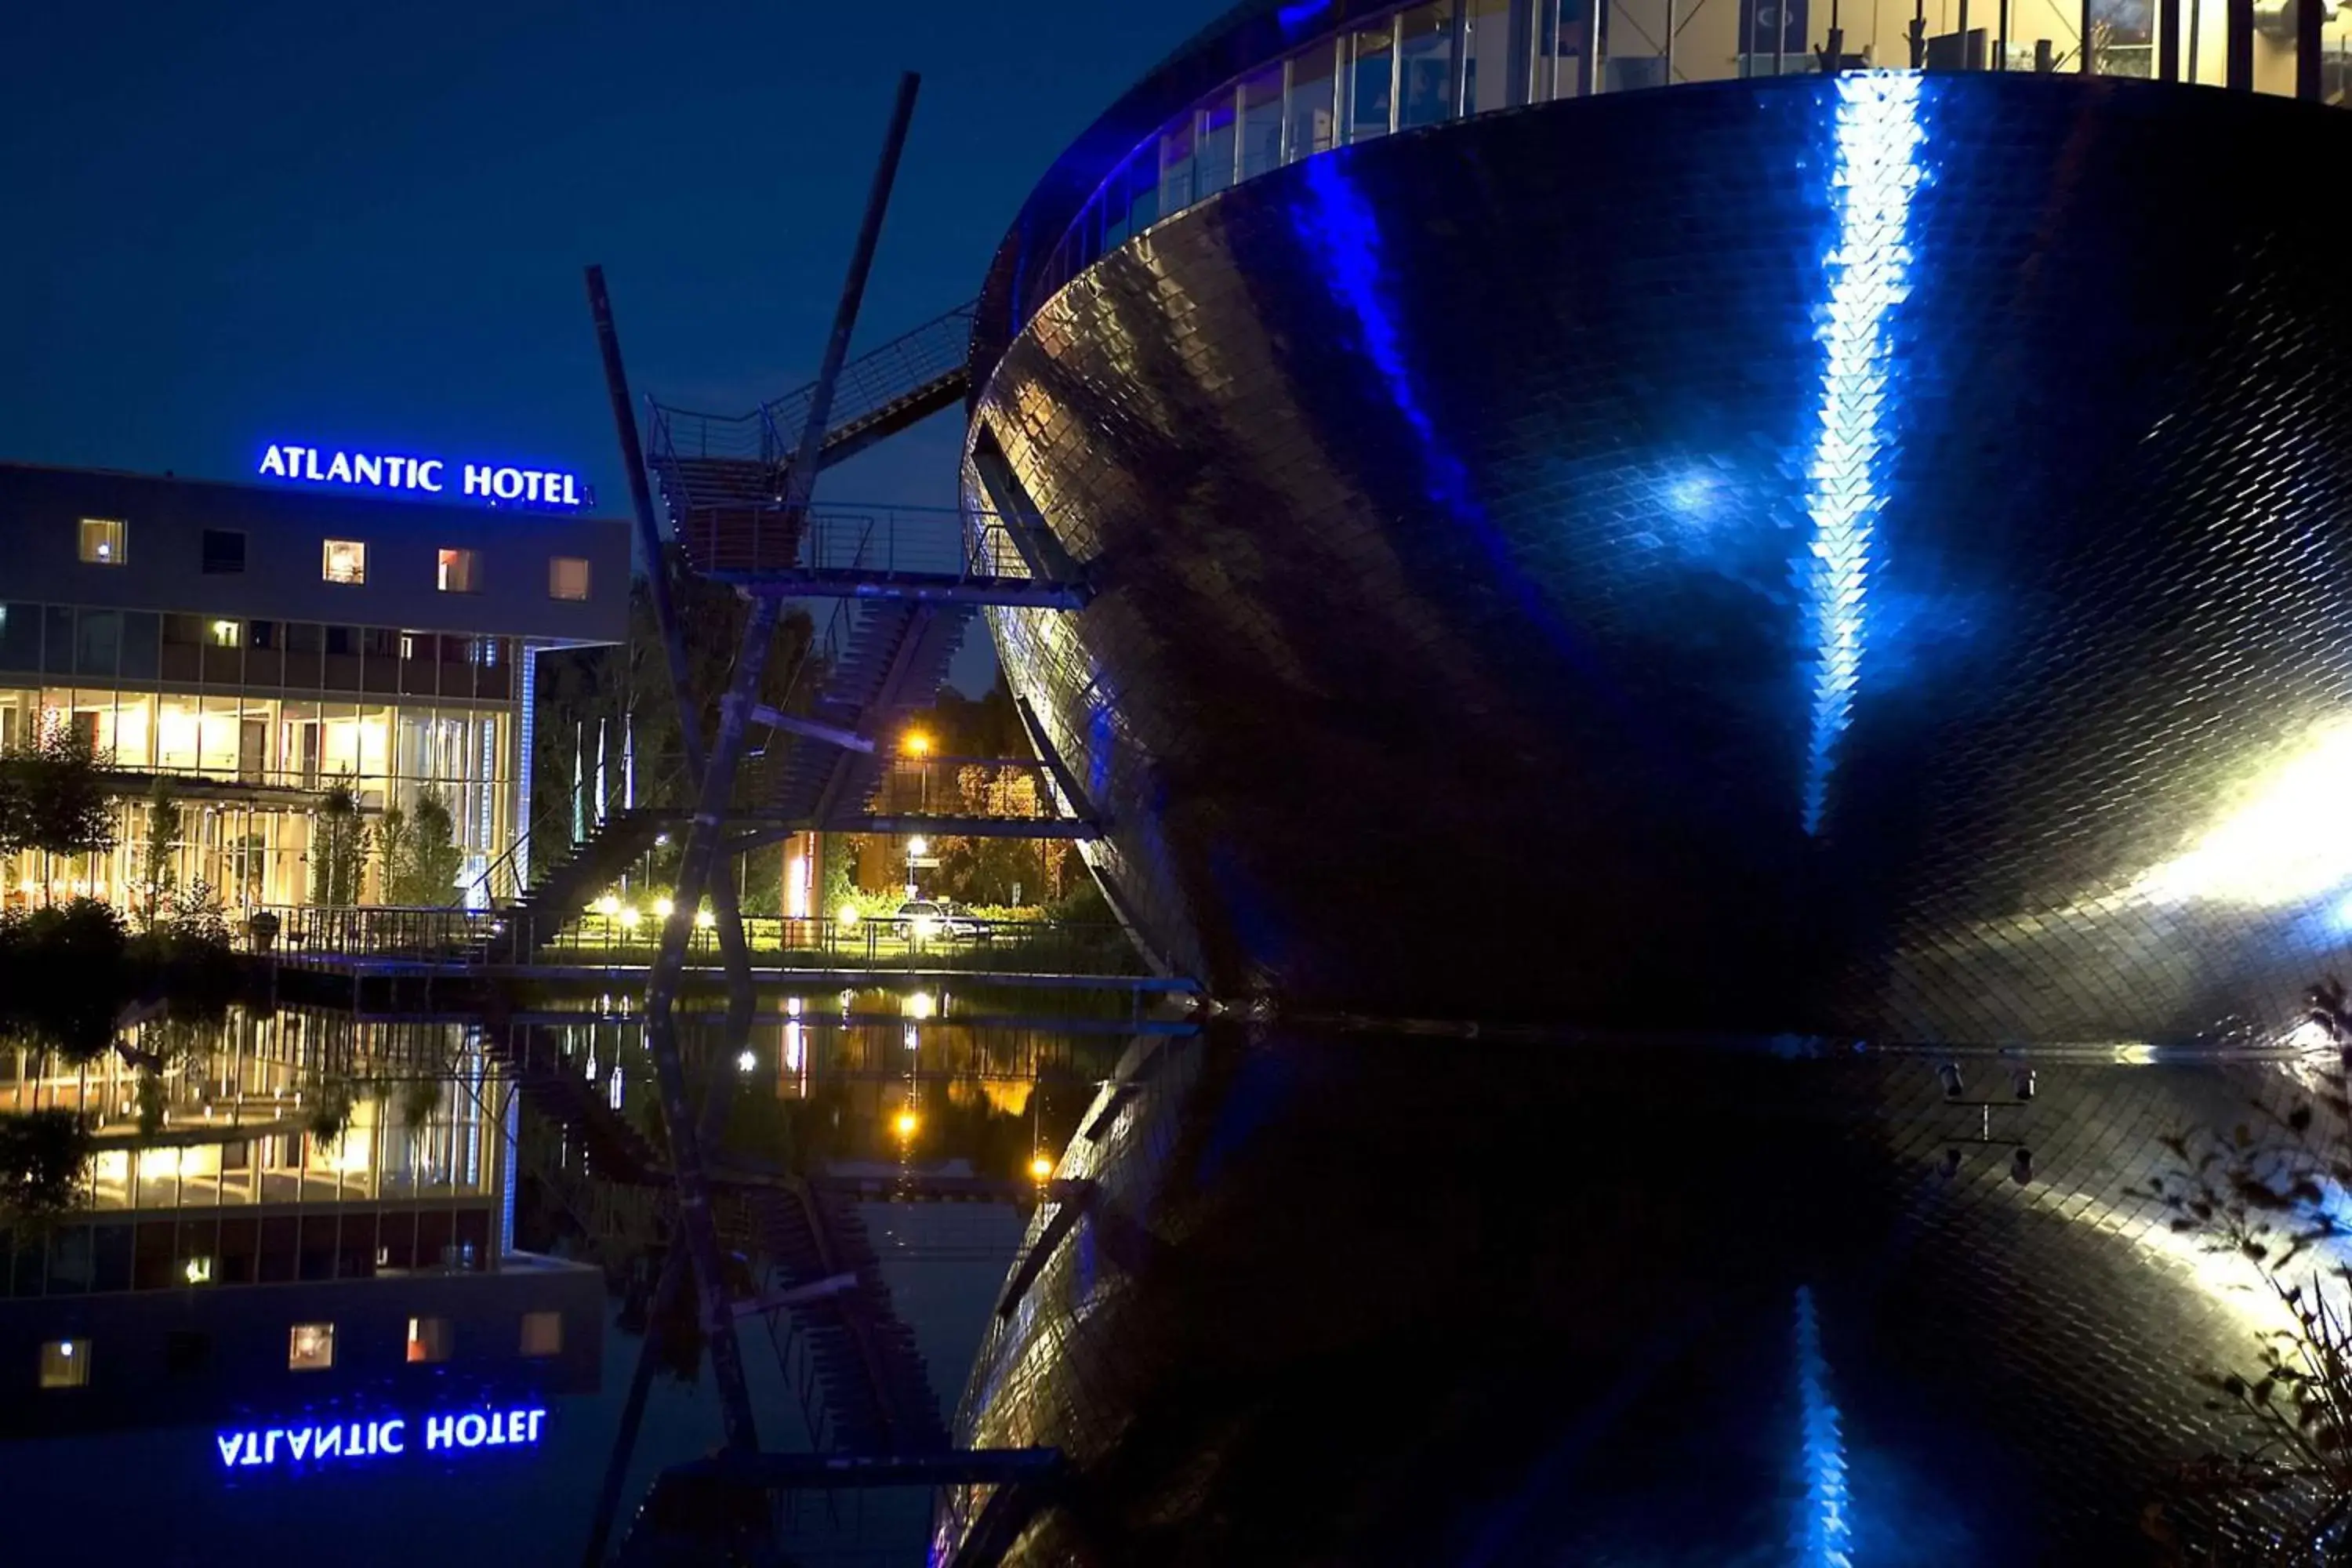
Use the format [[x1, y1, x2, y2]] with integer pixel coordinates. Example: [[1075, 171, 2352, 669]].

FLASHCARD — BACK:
[[2, 0, 1230, 689]]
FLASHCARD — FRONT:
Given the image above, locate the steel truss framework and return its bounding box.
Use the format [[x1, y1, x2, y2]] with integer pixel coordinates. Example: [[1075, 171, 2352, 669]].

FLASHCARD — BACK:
[[576, 72, 1085, 1566]]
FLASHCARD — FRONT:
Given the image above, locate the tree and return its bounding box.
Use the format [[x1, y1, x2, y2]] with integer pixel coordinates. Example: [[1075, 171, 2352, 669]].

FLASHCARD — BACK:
[[138, 775, 181, 928], [310, 779, 370, 907], [0, 1110, 93, 1227], [2143, 979, 2352, 1561], [383, 786, 464, 905], [530, 548, 820, 853], [0, 713, 118, 860], [0, 899, 130, 1062]]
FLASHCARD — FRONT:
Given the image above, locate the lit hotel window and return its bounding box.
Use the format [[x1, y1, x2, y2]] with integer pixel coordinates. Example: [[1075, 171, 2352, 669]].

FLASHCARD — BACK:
[[288, 1322, 336, 1371], [39, 1340, 90, 1389], [407, 1316, 453, 1364], [520, 1312, 563, 1357], [549, 557, 590, 602], [209, 619, 240, 648], [437, 547, 481, 593], [78, 517, 126, 565], [321, 539, 367, 586]]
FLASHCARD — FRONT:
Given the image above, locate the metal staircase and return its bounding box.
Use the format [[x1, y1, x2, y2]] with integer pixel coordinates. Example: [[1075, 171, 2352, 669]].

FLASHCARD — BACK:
[[493, 807, 677, 960], [765, 599, 975, 826], [647, 300, 977, 576]]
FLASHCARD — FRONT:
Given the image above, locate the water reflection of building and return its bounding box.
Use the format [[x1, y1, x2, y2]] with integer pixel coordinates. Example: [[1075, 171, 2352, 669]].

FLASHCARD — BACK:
[[939, 1030, 2338, 1563], [0, 1010, 602, 1438], [0, 462, 626, 910]]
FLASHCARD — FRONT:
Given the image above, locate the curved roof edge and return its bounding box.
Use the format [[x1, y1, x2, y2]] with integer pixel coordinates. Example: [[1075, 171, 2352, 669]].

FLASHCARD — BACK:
[[969, 0, 1413, 397]]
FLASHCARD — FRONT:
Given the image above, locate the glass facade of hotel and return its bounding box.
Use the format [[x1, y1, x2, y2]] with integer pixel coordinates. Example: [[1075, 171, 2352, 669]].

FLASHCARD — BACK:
[[0, 599, 517, 909]]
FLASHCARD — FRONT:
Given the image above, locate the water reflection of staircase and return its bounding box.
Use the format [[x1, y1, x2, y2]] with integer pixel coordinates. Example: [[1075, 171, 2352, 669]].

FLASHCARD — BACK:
[[485, 1028, 667, 1186], [745, 1182, 949, 1455]]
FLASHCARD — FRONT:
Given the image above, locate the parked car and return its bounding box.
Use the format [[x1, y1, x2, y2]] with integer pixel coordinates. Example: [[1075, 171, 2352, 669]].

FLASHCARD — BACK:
[[891, 900, 986, 942]]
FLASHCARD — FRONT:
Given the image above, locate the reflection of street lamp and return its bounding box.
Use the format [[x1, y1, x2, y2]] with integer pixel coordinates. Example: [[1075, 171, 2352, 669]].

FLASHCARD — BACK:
[[894, 1109, 919, 1140]]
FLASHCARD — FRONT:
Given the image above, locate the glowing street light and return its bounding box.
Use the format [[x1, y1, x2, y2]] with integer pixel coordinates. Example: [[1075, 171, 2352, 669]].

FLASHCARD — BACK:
[[903, 731, 931, 757], [591, 894, 619, 916], [893, 1109, 919, 1140], [694, 906, 716, 930], [652, 895, 674, 920], [1029, 1154, 1053, 1181]]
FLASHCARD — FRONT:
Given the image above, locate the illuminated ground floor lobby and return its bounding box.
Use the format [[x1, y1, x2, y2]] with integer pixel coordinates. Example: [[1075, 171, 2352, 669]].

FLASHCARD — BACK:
[[0, 682, 517, 910]]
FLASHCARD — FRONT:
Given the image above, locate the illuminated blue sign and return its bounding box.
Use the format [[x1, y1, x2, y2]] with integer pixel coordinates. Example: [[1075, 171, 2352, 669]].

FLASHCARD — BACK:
[[214, 1406, 546, 1470], [257, 444, 590, 510]]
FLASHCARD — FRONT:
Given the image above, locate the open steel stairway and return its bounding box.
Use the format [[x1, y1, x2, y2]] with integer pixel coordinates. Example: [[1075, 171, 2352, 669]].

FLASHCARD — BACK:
[[764, 599, 975, 827], [648, 301, 976, 577], [492, 807, 677, 960]]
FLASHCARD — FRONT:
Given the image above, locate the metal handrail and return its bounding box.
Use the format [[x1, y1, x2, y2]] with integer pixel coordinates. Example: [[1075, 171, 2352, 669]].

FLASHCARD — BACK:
[[757, 299, 975, 453], [270, 905, 1142, 975]]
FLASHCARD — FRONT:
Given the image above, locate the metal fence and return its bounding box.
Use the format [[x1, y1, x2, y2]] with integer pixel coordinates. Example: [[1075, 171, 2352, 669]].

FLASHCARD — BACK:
[[264, 903, 1139, 976]]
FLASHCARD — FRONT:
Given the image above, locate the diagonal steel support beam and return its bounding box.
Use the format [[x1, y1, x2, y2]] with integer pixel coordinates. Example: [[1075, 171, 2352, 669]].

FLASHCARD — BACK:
[[586, 265, 768, 1480], [753, 704, 875, 753], [635, 64, 924, 1476]]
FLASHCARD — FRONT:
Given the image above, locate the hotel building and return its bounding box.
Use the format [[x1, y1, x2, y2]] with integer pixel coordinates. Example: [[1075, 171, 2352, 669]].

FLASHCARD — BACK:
[[0, 460, 628, 910]]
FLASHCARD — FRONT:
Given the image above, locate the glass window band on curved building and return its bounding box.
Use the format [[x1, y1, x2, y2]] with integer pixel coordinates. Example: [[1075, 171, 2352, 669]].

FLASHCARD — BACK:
[[1017, 0, 2352, 322]]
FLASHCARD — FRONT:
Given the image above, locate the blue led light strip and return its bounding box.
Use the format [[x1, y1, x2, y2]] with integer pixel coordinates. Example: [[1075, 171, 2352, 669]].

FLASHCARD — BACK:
[[1793, 1284, 1855, 1567], [1804, 74, 1924, 835]]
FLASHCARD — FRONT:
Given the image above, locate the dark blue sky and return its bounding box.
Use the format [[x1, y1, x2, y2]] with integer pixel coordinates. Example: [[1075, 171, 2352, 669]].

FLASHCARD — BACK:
[[2, 0, 1230, 688]]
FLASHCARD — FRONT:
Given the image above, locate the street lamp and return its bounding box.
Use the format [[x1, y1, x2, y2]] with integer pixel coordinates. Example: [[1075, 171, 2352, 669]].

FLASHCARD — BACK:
[[905, 835, 929, 900], [902, 731, 932, 814]]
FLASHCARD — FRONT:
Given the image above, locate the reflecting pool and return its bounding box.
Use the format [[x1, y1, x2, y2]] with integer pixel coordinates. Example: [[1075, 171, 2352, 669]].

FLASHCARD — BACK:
[[7, 1001, 2347, 1564]]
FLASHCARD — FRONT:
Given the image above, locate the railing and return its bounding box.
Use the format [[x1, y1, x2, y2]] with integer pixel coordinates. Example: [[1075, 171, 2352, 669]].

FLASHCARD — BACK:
[[680, 503, 1045, 583], [758, 299, 976, 456], [869, 756, 1066, 819], [646, 300, 976, 489], [270, 903, 1142, 975], [460, 757, 691, 911], [268, 903, 506, 960], [543, 913, 1138, 975], [647, 401, 768, 463]]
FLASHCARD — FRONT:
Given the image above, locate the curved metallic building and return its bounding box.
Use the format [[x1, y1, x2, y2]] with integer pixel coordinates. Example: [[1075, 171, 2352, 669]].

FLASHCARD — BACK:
[[966, 0, 2352, 1041]]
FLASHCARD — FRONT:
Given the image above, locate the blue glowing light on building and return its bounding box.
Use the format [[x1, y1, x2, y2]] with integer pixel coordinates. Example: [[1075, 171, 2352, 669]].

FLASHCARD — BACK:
[[1293, 155, 1477, 522], [256, 443, 591, 510], [1803, 73, 1924, 835], [1792, 1285, 1854, 1567]]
